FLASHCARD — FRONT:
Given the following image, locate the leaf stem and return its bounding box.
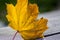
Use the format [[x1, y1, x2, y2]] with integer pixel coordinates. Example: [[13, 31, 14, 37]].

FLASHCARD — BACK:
[[12, 31, 18, 40]]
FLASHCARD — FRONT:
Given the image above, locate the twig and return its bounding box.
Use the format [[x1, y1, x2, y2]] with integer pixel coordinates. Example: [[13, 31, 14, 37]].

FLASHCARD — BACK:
[[44, 32, 60, 37]]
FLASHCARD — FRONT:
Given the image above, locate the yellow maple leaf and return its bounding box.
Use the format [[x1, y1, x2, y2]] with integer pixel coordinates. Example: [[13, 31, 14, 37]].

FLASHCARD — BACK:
[[6, 0, 48, 40]]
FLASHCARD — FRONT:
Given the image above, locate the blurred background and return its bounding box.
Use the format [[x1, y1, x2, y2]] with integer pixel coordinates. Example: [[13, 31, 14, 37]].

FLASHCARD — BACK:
[[0, 0, 60, 27], [0, 0, 60, 40]]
